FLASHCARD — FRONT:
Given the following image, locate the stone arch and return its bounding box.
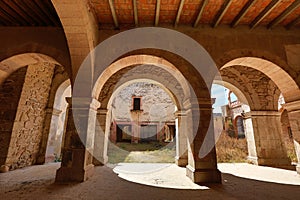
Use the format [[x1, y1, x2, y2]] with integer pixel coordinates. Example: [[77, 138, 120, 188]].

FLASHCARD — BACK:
[[213, 79, 251, 106], [220, 65, 281, 111], [216, 49, 297, 80], [93, 58, 191, 166], [95, 55, 190, 110], [220, 56, 300, 103], [218, 57, 297, 168], [0, 53, 60, 85], [0, 53, 71, 170], [63, 27, 221, 183]]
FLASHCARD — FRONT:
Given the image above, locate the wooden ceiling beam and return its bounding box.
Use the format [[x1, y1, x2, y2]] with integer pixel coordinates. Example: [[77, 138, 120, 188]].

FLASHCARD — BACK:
[[34, 0, 60, 26], [133, 0, 138, 26], [0, 0, 29, 25], [251, 0, 281, 29], [0, 10, 16, 25], [108, 0, 119, 28], [268, 0, 300, 28], [16, 0, 46, 26], [194, 0, 209, 27], [286, 15, 300, 29], [8, 0, 37, 26], [213, 0, 233, 28], [27, 0, 53, 26], [174, 0, 185, 27], [231, 0, 257, 27], [155, 0, 161, 26]]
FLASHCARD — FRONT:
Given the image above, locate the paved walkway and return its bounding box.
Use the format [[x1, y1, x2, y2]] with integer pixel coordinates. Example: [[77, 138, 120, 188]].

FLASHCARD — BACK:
[[112, 163, 300, 190], [1, 162, 300, 200]]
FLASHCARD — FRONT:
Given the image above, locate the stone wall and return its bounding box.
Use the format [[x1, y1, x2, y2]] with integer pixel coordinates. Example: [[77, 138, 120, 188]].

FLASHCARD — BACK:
[[221, 66, 281, 110], [0, 67, 27, 166], [5, 63, 55, 170]]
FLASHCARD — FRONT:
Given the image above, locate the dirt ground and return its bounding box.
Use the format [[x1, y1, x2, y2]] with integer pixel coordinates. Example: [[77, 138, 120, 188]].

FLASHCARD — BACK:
[[1, 162, 300, 200]]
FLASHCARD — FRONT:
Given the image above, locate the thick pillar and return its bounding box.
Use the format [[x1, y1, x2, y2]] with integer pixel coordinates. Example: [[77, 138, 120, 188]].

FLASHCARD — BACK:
[[93, 108, 108, 166], [284, 100, 300, 174], [249, 111, 291, 168], [36, 108, 62, 164], [175, 110, 188, 167], [185, 99, 221, 183], [55, 97, 100, 182], [4, 63, 55, 170], [243, 112, 258, 164]]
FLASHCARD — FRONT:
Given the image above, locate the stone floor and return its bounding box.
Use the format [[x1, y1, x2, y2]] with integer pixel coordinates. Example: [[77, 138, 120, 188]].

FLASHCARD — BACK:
[[1, 162, 300, 200]]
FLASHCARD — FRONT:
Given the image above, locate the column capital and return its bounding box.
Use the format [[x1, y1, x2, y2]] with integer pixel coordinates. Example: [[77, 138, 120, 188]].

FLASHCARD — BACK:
[[175, 110, 187, 117], [66, 97, 100, 110], [283, 100, 300, 112], [243, 110, 280, 118], [45, 107, 62, 115], [97, 108, 108, 115], [183, 98, 212, 110]]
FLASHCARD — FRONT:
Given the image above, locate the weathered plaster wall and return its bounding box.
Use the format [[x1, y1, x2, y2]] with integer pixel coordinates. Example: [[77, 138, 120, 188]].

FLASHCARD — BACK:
[[5, 62, 55, 169], [112, 82, 176, 123]]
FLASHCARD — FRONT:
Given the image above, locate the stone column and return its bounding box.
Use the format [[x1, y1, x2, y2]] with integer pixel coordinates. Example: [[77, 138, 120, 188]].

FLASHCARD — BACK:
[[36, 108, 62, 164], [55, 97, 100, 182], [249, 110, 291, 167], [175, 110, 188, 167], [242, 112, 258, 164], [185, 99, 221, 183], [93, 108, 108, 166], [4, 63, 55, 170], [284, 100, 300, 174]]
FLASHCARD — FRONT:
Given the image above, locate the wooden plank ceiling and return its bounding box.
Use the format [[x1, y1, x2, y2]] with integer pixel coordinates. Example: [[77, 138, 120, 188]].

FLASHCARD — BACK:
[[92, 0, 300, 29], [0, 0, 61, 26], [0, 0, 299, 30]]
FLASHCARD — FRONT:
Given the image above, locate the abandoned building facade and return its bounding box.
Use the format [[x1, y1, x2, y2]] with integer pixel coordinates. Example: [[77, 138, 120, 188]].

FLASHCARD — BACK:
[[109, 82, 176, 143], [0, 0, 300, 185]]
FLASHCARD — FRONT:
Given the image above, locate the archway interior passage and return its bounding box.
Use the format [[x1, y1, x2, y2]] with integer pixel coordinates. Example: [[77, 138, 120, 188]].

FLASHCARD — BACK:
[[106, 80, 177, 164], [45, 80, 71, 163], [0, 53, 70, 171], [216, 57, 300, 170]]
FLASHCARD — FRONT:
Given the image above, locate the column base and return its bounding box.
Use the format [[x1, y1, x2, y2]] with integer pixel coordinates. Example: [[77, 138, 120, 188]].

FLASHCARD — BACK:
[[257, 158, 291, 168], [247, 156, 258, 165], [186, 165, 221, 183], [35, 155, 46, 165], [55, 164, 94, 182], [93, 156, 108, 166], [296, 164, 300, 174], [175, 156, 188, 167]]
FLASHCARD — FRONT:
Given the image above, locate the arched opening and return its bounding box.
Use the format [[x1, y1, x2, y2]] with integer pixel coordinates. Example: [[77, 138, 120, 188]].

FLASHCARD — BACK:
[[0, 53, 70, 172], [211, 83, 251, 164], [218, 56, 300, 170], [91, 56, 200, 188], [106, 80, 177, 163], [45, 80, 71, 163]]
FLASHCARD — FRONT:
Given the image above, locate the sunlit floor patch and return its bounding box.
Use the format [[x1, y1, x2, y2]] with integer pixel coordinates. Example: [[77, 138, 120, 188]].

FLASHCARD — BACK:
[[218, 163, 300, 185], [112, 163, 209, 190]]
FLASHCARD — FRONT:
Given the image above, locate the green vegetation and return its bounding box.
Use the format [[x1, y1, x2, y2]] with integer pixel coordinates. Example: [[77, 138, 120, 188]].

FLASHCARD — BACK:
[[107, 141, 175, 164]]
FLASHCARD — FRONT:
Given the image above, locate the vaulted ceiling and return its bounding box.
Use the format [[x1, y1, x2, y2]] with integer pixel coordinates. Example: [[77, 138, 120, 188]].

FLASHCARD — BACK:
[[0, 0, 299, 29]]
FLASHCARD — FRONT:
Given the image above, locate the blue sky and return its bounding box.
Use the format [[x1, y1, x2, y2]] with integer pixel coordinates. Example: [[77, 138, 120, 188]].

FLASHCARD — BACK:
[[211, 84, 237, 113]]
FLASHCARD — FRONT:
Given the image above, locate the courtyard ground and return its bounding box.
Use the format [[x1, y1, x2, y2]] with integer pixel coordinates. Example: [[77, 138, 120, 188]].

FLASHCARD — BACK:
[[1, 162, 300, 200]]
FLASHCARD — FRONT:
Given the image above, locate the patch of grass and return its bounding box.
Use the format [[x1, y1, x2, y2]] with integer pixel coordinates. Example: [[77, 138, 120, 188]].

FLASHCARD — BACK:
[[107, 141, 175, 164], [216, 131, 248, 163]]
